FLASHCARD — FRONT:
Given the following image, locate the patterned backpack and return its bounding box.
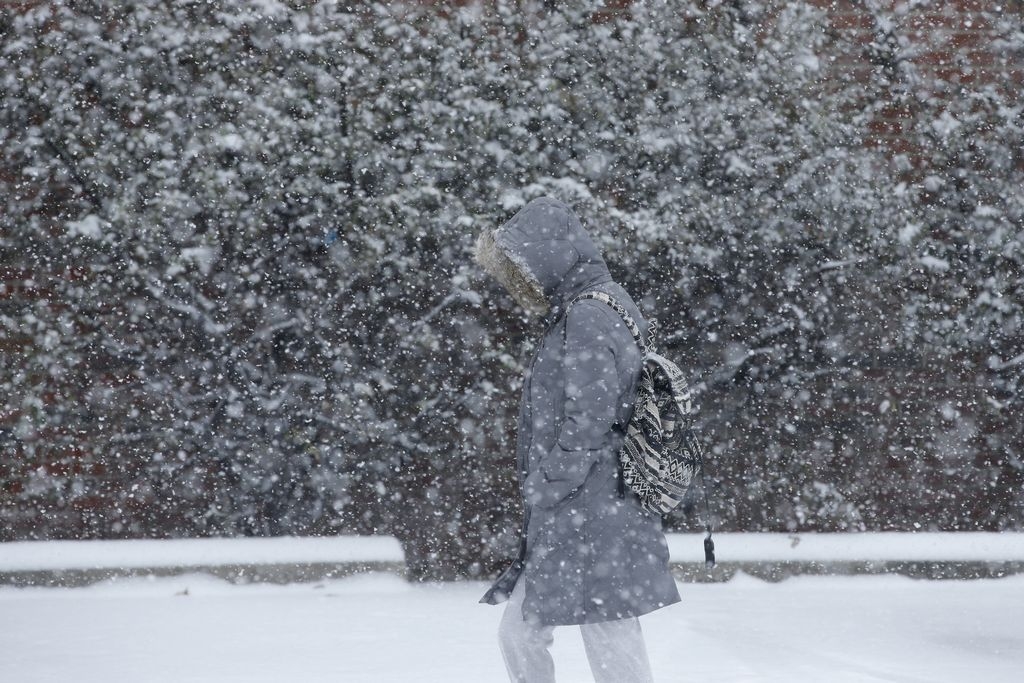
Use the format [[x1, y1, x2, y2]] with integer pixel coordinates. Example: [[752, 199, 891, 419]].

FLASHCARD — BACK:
[[571, 291, 715, 567]]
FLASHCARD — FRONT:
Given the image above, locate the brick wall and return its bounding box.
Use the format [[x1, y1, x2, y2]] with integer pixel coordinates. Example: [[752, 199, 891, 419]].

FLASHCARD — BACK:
[[0, 264, 120, 540], [809, 0, 1024, 151]]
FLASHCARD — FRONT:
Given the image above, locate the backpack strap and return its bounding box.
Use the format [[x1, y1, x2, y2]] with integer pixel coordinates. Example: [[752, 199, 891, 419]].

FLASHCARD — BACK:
[[570, 291, 655, 354]]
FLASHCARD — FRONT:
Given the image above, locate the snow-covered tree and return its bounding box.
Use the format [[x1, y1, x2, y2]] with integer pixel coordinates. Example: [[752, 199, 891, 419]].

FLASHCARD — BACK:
[[2, 0, 1021, 577], [848, 1, 1024, 530]]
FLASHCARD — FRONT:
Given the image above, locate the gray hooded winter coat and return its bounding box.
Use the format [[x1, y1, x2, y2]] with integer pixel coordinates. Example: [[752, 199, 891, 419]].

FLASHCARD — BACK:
[[475, 196, 680, 626]]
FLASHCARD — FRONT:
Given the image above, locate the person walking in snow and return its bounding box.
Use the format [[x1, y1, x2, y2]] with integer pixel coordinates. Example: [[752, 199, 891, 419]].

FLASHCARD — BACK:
[[475, 196, 679, 683]]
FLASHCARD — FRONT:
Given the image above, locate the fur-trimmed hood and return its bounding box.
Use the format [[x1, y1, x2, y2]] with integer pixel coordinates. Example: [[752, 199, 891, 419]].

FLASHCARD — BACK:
[[474, 197, 612, 316]]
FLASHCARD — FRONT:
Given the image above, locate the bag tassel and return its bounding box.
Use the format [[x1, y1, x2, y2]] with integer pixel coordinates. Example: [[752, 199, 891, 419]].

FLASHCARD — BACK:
[[700, 451, 716, 570]]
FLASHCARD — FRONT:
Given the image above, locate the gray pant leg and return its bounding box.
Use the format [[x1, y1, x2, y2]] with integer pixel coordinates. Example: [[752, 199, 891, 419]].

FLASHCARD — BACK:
[[498, 579, 556, 683], [580, 616, 655, 683]]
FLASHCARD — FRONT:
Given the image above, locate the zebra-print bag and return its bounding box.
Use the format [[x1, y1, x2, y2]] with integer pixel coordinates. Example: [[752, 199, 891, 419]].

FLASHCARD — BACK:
[[571, 292, 715, 567]]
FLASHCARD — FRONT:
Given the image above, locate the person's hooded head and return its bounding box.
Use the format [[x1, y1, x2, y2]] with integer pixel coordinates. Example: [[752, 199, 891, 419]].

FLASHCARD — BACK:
[[474, 197, 612, 316]]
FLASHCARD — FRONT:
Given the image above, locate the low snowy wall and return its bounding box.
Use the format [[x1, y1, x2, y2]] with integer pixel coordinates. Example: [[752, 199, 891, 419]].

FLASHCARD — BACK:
[[0, 535, 405, 587], [666, 532, 1024, 582], [3, 533, 1023, 586]]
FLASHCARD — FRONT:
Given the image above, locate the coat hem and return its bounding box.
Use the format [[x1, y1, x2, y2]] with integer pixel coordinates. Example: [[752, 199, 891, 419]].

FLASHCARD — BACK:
[[534, 593, 682, 627]]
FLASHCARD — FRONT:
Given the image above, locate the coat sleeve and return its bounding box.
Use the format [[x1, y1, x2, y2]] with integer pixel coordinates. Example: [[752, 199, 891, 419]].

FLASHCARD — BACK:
[[524, 301, 622, 508]]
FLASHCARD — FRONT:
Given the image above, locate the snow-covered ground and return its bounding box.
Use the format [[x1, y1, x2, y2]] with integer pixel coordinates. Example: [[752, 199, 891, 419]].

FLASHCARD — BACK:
[[2, 571, 1021, 683]]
